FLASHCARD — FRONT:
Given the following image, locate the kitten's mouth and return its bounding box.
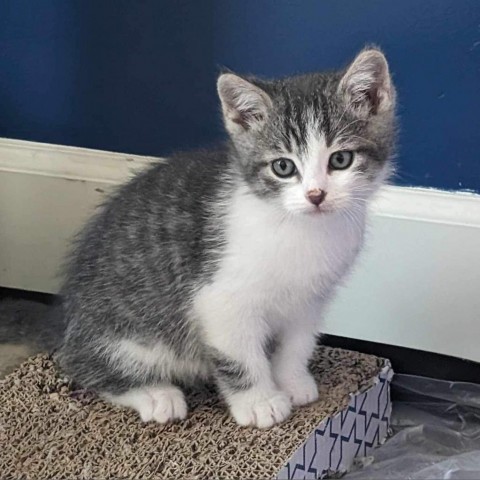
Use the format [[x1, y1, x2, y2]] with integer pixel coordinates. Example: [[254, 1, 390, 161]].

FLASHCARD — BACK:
[[306, 206, 329, 215]]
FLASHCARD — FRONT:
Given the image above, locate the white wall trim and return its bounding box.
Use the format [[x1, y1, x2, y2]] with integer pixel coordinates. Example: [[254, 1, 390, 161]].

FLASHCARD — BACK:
[[372, 186, 480, 228], [1, 137, 479, 227], [0, 138, 158, 184], [1, 138, 480, 362]]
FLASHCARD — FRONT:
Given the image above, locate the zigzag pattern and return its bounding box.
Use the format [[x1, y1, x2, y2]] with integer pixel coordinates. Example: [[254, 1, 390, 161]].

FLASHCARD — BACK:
[[278, 364, 393, 480]]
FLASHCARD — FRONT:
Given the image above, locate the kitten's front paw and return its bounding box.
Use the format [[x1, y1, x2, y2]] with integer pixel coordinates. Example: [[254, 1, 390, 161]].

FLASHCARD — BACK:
[[229, 390, 292, 429], [277, 372, 319, 406]]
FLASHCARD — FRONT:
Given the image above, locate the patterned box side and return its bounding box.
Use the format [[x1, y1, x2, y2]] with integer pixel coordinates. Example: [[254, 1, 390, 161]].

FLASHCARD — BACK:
[[277, 362, 393, 480]]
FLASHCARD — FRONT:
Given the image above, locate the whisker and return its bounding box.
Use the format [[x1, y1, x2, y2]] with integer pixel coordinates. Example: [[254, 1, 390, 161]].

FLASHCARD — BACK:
[[330, 103, 350, 134], [347, 135, 377, 148], [341, 208, 363, 237], [333, 118, 364, 140]]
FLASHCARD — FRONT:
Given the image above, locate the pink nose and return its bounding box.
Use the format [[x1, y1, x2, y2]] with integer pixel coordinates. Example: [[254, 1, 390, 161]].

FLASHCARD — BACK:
[[306, 189, 327, 206]]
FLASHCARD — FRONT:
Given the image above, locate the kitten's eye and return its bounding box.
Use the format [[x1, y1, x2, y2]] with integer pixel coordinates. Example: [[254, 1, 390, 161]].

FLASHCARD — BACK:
[[329, 151, 354, 170], [271, 158, 297, 178]]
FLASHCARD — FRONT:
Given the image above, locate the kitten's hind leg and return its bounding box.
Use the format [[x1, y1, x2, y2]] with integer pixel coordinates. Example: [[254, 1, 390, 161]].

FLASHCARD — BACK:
[[104, 384, 188, 423]]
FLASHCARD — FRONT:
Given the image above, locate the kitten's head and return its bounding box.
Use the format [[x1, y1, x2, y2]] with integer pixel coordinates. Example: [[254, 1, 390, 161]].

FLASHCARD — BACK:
[[217, 48, 396, 216]]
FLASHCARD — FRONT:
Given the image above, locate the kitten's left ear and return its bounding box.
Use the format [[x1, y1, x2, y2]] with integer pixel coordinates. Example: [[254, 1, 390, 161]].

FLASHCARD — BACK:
[[217, 73, 273, 135], [339, 48, 395, 116]]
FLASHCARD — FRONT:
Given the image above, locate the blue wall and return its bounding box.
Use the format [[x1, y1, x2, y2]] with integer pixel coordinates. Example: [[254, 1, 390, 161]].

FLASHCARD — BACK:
[[0, 0, 217, 155], [1, 0, 479, 191]]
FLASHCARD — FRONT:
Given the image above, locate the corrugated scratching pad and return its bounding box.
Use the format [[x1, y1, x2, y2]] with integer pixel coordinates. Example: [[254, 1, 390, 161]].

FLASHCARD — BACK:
[[0, 347, 393, 479]]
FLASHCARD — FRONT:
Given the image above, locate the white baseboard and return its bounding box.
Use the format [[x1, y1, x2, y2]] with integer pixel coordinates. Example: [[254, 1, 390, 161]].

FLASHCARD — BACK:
[[0, 137, 158, 183], [1, 138, 479, 362]]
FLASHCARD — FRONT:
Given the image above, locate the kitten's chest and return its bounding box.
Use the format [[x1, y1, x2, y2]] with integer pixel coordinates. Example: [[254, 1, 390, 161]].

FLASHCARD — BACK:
[[214, 194, 365, 301]]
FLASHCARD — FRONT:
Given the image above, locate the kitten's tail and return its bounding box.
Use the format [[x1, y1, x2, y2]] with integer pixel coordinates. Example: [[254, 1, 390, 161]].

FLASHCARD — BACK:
[[0, 299, 64, 353]]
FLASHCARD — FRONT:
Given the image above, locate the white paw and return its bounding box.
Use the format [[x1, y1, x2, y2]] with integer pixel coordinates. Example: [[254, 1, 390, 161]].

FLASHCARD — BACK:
[[229, 389, 292, 429], [105, 385, 188, 423], [277, 372, 319, 406], [147, 386, 188, 423]]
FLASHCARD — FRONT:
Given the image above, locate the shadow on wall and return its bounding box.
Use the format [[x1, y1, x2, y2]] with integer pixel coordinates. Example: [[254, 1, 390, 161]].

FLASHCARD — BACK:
[[0, 0, 479, 191]]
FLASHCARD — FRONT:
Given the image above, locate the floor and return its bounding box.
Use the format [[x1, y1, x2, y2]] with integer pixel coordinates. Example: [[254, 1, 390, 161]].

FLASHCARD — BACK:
[[0, 343, 34, 378], [346, 374, 480, 479]]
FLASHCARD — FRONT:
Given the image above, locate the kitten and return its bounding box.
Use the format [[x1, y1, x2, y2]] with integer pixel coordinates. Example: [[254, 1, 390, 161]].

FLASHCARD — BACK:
[[1, 48, 396, 428]]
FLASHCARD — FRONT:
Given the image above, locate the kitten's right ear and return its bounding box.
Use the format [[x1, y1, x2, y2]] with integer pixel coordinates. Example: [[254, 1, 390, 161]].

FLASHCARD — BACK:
[[217, 74, 272, 135]]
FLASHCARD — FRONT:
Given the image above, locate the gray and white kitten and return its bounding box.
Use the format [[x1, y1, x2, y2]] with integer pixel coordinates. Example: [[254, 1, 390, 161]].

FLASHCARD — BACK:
[[6, 49, 396, 428]]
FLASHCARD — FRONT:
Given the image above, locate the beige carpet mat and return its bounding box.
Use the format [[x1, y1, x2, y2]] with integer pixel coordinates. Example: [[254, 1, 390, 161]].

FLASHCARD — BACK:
[[0, 346, 386, 479]]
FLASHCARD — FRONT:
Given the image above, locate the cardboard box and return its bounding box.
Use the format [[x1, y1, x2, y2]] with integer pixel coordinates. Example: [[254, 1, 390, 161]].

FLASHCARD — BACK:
[[279, 361, 393, 479], [0, 348, 393, 479]]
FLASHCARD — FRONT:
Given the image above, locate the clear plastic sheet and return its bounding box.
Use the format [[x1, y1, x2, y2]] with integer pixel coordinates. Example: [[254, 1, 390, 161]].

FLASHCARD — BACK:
[[345, 374, 480, 479]]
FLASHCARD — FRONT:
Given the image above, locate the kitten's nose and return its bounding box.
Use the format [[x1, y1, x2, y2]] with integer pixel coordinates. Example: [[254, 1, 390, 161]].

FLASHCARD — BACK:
[[306, 189, 327, 206]]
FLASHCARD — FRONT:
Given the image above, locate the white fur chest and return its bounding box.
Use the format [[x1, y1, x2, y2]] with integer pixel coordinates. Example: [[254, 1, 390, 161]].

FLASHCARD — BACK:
[[205, 188, 366, 315]]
